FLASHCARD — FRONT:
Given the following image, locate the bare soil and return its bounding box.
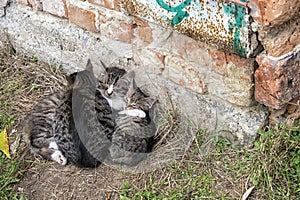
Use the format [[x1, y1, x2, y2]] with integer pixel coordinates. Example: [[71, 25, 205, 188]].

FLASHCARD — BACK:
[[14, 155, 126, 200]]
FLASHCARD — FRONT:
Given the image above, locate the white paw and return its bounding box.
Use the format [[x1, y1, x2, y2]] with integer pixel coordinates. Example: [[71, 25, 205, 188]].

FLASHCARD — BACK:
[[48, 141, 59, 150], [51, 150, 67, 165], [118, 109, 146, 118]]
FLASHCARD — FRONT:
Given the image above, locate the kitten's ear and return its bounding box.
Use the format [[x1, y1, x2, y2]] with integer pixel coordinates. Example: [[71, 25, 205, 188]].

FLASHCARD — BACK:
[[126, 71, 135, 79], [121, 70, 136, 88], [127, 71, 137, 90], [86, 59, 94, 72], [99, 60, 108, 73], [143, 97, 157, 109]]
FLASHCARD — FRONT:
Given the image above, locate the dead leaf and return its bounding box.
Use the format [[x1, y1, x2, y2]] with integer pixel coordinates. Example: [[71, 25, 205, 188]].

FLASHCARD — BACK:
[[242, 186, 255, 200], [0, 128, 11, 159]]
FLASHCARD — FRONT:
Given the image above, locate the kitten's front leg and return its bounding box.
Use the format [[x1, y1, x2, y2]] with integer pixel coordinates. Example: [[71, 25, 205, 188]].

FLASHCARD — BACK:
[[118, 109, 146, 118]]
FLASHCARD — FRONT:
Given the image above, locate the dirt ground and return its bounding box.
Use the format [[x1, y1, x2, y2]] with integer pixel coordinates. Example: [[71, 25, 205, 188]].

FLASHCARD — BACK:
[[13, 155, 126, 200]]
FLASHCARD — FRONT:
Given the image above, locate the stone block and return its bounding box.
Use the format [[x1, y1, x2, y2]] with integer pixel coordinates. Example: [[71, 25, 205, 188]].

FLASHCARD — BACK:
[[68, 2, 98, 32], [255, 51, 300, 109], [0, 0, 8, 17], [42, 0, 68, 18], [248, 0, 300, 26], [257, 17, 300, 57]]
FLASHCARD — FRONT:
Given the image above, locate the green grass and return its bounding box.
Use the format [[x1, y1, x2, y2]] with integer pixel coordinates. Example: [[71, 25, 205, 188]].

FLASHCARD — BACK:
[[249, 123, 300, 199], [0, 152, 26, 200], [0, 101, 15, 131], [0, 109, 25, 200], [119, 123, 300, 199]]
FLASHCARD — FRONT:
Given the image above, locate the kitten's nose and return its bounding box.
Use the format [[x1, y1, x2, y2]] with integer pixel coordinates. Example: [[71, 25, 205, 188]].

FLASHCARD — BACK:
[[107, 84, 114, 95]]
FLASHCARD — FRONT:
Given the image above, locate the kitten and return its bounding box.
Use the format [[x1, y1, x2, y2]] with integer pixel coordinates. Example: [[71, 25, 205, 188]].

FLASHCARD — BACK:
[[97, 62, 127, 111], [22, 59, 114, 167], [70, 61, 116, 164], [106, 72, 158, 166], [22, 88, 75, 166]]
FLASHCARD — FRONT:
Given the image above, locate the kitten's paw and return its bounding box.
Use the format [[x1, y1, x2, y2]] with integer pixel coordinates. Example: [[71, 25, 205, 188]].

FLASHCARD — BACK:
[[51, 150, 67, 165], [48, 141, 59, 150], [118, 109, 146, 118]]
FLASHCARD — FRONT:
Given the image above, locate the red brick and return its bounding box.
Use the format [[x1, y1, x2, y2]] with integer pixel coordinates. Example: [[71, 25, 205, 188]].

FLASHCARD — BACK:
[[134, 17, 153, 44], [258, 17, 300, 57], [68, 4, 98, 32], [87, 0, 114, 9], [42, 0, 68, 18], [98, 9, 134, 43], [17, 0, 30, 6], [17, 0, 42, 10], [170, 33, 210, 63], [29, 0, 42, 10], [118, 22, 134, 43], [209, 49, 254, 83], [248, 0, 300, 26], [113, 0, 120, 11], [163, 56, 208, 94], [255, 51, 300, 109]]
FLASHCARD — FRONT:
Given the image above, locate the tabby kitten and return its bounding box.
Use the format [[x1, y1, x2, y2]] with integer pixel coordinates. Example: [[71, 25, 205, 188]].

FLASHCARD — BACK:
[[106, 72, 158, 166], [22, 59, 114, 167], [97, 63, 127, 111]]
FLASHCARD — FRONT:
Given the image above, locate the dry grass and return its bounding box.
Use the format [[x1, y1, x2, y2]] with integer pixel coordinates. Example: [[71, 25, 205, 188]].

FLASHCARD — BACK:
[[0, 42, 67, 130]]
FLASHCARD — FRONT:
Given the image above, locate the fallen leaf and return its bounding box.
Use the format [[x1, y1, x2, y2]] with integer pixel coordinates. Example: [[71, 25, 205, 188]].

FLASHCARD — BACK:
[[242, 186, 255, 200], [0, 129, 11, 159]]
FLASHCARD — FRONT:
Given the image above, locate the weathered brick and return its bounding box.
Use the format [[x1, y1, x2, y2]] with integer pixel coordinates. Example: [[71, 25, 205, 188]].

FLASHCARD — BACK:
[[68, 3, 98, 32], [209, 50, 254, 83], [87, 0, 114, 9], [42, 0, 68, 18], [17, 0, 30, 6], [136, 32, 255, 106], [98, 8, 134, 43], [29, 0, 42, 10], [257, 17, 300, 57], [134, 17, 153, 44], [17, 0, 42, 10], [162, 55, 208, 94], [170, 33, 211, 63], [248, 0, 300, 26], [255, 51, 300, 109]]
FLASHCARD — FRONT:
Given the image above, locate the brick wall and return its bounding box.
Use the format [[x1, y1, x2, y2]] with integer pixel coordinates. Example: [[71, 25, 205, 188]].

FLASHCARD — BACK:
[[18, 0, 300, 116]]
